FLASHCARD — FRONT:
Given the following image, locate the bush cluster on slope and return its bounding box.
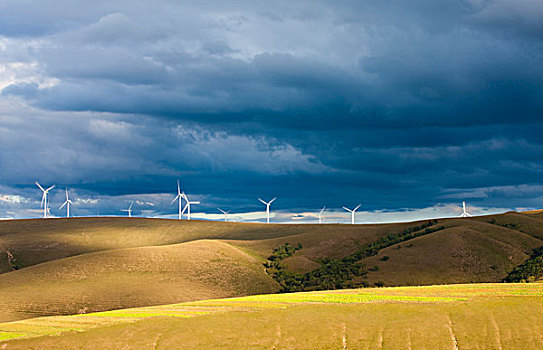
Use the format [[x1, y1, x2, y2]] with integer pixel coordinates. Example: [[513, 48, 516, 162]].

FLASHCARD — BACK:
[[503, 247, 543, 283], [264, 242, 302, 269], [265, 220, 445, 292]]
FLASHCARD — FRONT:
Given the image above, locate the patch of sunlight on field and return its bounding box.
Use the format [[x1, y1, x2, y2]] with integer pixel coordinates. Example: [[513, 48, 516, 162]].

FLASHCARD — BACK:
[[228, 292, 466, 303], [1, 283, 542, 344], [0, 307, 214, 341], [370, 283, 543, 297], [0, 332, 24, 341], [80, 310, 210, 318]]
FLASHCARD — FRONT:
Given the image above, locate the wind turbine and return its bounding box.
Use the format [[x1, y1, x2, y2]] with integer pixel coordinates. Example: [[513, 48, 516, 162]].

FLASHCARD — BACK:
[[122, 201, 134, 217], [318, 206, 326, 224], [258, 197, 276, 224], [35, 181, 55, 218], [460, 201, 472, 217], [343, 204, 361, 224], [59, 188, 74, 218], [181, 193, 200, 220], [170, 180, 184, 220], [217, 208, 230, 222]]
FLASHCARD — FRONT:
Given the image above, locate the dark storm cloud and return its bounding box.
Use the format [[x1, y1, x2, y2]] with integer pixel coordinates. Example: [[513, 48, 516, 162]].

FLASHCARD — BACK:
[[1, 0, 543, 218]]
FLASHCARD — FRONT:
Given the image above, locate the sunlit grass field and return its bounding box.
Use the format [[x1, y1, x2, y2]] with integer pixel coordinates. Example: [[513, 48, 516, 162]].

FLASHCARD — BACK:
[[1, 283, 542, 349]]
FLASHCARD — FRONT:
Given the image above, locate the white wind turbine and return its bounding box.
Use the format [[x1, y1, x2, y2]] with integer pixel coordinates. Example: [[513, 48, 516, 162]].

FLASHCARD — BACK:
[[318, 206, 326, 224], [35, 182, 55, 218], [343, 204, 361, 224], [258, 197, 276, 224], [217, 208, 230, 222], [59, 188, 74, 218], [122, 201, 134, 217], [181, 193, 200, 220], [171, 180, 184, 220], [460, 201, 472, 217]]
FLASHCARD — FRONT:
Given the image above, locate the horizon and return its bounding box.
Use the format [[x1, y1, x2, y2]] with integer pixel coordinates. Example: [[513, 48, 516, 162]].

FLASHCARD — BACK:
[[0, 201, 517, 224]]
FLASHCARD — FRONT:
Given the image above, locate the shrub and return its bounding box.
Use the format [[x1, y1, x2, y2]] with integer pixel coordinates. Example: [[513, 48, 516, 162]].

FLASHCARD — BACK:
[[265, 221, 445, 292], [503, 246, 543, 283]]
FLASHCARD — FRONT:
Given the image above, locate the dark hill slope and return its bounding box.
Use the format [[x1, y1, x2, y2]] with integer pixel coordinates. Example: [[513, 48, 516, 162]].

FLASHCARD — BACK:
[[0, 217, 434, 274]]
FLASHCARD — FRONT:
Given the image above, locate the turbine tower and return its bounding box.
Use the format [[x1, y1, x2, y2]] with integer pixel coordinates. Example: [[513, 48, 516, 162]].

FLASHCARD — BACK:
[[318, 206, 326, 224], [170, 180, 184, 220], [181, 193, 200, 220], [258, 197, 276, 224], [122, 201, 134, 217], [35, 181, 55, 218], [59, 188, 74, 218], [217, 208, 230, 222], [460, 201, 472, 217], [343, 204, 361, 224]]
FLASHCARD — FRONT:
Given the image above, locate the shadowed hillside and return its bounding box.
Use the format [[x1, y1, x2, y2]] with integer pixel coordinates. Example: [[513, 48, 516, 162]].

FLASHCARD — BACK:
[[0, 217, 406, 273], [230, 213, 543, 290]]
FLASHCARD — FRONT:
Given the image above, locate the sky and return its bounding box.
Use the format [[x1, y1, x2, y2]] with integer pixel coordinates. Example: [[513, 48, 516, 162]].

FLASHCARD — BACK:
[[1, 0, 542, 222]]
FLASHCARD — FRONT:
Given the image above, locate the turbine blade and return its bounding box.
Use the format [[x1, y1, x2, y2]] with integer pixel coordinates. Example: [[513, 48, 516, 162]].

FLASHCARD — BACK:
[[191, 201, 200, 204], [129, 201, 133, 209], [218, 208, 225, 214], [343, 207, 352, 212], [170, 194, 180, 204], [258, 198, 266, 205], [354, 204, 361, 211], [46, 185, 55, 191], [59, 201, 67, 209], [41, 193, 46, 206], [177, 180, 181, 195], [35, 182, 45, 192], [269, 197, 277, 204]]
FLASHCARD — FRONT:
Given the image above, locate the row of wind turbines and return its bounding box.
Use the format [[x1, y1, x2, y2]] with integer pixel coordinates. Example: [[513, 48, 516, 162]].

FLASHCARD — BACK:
[[35, 180, 472, 223]]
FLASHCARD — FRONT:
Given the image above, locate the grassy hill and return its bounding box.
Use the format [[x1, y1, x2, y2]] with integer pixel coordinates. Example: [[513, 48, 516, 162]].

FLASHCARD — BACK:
[[1, 211, 542, 323], [1, 283, 542, 349], [0, 240, 278, 323], [0, 217, 403, 273], [360, 219, 542, 286]]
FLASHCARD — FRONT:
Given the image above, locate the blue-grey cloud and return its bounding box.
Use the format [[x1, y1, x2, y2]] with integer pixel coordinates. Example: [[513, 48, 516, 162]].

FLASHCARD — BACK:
[[1, 0, 543, 218]]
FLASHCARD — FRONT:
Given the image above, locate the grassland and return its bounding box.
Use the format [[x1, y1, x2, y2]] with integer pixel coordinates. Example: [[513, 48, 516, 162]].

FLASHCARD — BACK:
[[1, 211, 542, 325], [0, 283, 542, 349]]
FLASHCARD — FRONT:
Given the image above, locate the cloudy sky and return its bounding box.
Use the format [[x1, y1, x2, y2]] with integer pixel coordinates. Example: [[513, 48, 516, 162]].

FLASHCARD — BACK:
[[1, 0, 542, 222]]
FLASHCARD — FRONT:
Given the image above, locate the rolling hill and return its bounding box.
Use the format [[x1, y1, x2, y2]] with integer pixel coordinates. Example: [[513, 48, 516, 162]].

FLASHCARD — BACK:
[[0, 211, 542, 323], [0, 240, 278, 323]]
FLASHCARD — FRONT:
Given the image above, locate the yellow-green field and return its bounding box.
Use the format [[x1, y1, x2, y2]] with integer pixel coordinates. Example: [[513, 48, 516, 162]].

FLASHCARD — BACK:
[[0, 283, 542, 349]]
